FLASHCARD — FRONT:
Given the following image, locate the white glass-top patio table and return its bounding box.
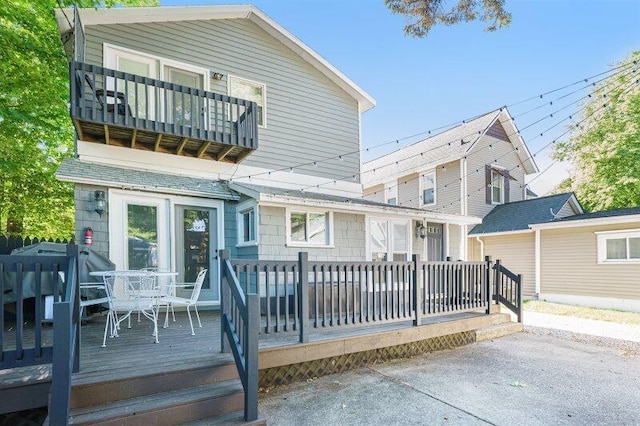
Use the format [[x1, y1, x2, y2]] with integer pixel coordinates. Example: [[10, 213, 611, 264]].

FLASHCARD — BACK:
[[89, 270, 178, 346]]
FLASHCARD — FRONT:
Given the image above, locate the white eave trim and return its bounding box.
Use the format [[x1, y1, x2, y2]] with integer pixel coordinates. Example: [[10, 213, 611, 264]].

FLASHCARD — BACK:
[[498, 108, 539, 175], [530, 214, 640, 230], [467, 229, 533, 238], [60, 5, 376, 112], [229, 184, 481, 225]]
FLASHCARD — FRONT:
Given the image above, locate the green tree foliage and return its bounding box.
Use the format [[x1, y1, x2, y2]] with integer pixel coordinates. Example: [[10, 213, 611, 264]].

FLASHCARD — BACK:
[[0, 0, 155, 238], [385, 0, 511, 37], [553, 53, 640, 212]]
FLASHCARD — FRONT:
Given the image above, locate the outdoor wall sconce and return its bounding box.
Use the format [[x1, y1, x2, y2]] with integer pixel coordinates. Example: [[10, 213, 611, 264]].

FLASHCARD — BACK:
[[94, 190, 106, 217], [211, 71, 224, 81], [416, 221, 427, 239]]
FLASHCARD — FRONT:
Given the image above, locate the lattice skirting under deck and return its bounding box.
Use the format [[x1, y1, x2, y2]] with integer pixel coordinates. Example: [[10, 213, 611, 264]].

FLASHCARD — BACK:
[[259, 331, 475, 389]]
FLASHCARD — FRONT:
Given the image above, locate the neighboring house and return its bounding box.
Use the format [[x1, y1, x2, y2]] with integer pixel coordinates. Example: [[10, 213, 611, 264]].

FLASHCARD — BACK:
[[468, 193, 584, 298], [54, 5, 479, 305], [362, 108, 539, 261]]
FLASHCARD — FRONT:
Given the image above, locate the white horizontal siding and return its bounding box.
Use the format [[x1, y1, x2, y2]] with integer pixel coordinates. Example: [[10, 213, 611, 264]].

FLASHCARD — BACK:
[[540, 224, 640, 300]]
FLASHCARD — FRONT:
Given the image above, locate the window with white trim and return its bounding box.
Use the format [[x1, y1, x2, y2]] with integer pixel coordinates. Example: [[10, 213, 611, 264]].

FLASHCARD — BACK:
[[596, 229, 640, 262], [369, 218, 410, 261], [287, 210, 332, 246], [420, 171, 436, 206], [228, 75, 266, 127], [236, 201, 258, 246], [386, 182, 398, 205], [491, 169, 503, 204]]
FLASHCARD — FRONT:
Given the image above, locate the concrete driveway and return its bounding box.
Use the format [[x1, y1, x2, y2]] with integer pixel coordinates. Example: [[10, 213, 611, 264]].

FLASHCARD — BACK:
[[259, 331, 640, 425]]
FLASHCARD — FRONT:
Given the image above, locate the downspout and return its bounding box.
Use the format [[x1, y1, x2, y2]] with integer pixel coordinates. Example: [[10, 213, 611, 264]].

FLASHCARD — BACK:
[[475, 236, 484, 260], [535, 228, 541, 296], [460, 158, 468, 260]]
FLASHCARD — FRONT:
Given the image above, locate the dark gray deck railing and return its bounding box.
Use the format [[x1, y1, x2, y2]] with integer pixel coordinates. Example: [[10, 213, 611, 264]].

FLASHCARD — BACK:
[[228, 254, 496, 342], [70, 61, 258, 150], [0, 245, 80, 424], [220, 250, 259, 422], [493, 259, 523, 323]]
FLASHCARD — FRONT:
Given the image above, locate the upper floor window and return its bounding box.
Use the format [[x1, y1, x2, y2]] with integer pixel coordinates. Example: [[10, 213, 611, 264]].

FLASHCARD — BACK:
[[491, 169, 503, 204], [485, 165, 512, 205], [420, 172, 436, 206], [236, 201, 258, 246], [386, 182, 398, 205], [287, 209, 333, 247], [596, 229, 640, 263], [228, 75, 266, 127]]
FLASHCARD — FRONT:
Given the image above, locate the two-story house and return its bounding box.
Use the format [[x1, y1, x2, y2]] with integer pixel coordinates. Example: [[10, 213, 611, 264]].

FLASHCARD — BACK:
[[55, 5, 479, 306], [362, 108, 540, 262]]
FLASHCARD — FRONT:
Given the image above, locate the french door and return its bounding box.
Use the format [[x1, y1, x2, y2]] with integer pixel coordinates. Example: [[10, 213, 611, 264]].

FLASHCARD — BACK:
[[175, 206, 218, 302], [109, 191, 222, 304]]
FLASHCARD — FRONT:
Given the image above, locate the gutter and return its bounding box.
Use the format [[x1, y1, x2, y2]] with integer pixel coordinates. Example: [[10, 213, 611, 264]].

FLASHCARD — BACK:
[[475, 236, 484, 260]]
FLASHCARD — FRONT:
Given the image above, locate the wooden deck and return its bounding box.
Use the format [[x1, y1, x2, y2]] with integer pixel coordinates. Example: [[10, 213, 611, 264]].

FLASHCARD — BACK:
[[1, 307, 504, 415]]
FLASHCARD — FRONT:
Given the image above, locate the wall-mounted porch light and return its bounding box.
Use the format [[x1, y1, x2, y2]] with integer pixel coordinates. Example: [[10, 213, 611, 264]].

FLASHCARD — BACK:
[[94, 190, 106, 217], [211, 71, 224, 81], [416, 221, 427, 239]]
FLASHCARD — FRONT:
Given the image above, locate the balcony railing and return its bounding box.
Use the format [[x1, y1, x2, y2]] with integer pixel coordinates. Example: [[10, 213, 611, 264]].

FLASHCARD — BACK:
[[70, 61, 258, 163]]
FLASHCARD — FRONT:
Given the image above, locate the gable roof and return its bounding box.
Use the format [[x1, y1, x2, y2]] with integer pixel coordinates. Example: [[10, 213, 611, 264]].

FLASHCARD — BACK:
[[57, 5, 375, 113], [362, 107, 538, 186], [469, 193, 580, 235], [57, 158, 238, 200]]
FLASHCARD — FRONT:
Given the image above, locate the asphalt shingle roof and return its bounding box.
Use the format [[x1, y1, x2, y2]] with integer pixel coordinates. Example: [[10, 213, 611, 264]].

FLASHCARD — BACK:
[[362, 110, 500, 186], [469, 193, 576, 235], [231, 182, 428, 212], [57, 158, 238, 200], [554, 206, 640, 222]]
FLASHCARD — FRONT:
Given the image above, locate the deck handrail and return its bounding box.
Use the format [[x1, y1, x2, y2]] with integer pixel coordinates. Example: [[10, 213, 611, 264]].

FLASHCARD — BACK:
[[493, 259, 523, 322], [0, 244, 80, 423], [70, 61, 259, 150], [220, 250, 259, 422], [228, 254, 497, 342]]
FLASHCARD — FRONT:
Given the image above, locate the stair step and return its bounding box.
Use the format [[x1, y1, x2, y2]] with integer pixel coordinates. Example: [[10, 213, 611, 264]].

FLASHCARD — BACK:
[[68, 380, 244, 425], [182, 410, 267, 425], [71, 354, 238, 409], [489, 312, 512, 326], [475, 322, 523, 342]]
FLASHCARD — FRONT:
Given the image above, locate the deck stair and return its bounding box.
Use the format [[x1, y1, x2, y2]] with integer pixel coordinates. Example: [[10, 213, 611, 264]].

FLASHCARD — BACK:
[[45, 353, 254, 425]]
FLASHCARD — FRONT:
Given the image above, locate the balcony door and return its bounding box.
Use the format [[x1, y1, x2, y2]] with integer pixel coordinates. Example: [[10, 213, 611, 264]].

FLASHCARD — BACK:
[[104, 44, 210, 126]]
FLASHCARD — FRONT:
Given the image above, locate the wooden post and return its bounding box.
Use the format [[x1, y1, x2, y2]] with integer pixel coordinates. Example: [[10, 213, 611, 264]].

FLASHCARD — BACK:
[[412, 254, 421, 326], [484, 256, 492, 314], [219, 249, 230, 354], [50, 301, 72, 425], [517, 273, 523, 323], [298, 252, 309, 343], [67, 244, 81, 373], [244, 293, 260, 421], [494, 259, 501, 308]]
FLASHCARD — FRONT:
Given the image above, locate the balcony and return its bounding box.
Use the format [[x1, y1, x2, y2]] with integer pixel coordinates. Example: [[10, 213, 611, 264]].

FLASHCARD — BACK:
[[70, 61, 258, 163]]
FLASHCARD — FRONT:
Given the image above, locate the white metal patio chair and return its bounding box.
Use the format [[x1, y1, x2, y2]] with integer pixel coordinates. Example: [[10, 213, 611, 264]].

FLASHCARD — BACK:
[[79, 282, 110, 318], [101, 273, 161, 347], [159, 269, 207, 335]]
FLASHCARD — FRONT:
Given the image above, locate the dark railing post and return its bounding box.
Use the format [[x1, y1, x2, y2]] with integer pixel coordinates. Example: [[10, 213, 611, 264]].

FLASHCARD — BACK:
[[68, 244, 81, 373], [412, 254, 421, 326], [298, 252, 309, 343], [484, 256, 492, 314], [493, 259, 501, 306], [50, 301, 72, 425], [244, 293, 260, 421], [517, 273, 523, 323], [219, 249, 230, 354]]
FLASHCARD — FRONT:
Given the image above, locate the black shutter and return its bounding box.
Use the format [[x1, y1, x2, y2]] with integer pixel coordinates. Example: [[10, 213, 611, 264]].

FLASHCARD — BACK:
[[485, 165, 492, 204]]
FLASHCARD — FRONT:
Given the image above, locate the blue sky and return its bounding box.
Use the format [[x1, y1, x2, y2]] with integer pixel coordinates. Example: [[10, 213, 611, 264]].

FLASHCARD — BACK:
[[162, 0, 640, 194]]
